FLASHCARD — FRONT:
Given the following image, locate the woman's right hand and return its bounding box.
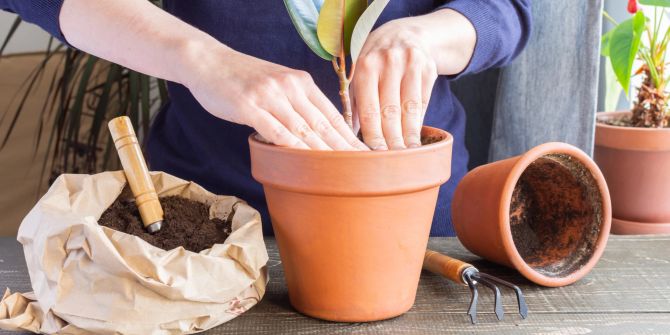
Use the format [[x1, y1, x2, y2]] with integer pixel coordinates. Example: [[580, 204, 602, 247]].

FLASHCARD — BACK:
[[182, 45, 368, 151]]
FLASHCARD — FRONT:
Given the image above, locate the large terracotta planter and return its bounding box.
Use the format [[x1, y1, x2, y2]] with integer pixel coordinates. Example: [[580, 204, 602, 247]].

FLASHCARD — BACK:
[[249, 126, 452, 322], [452, 143, 611, 287], [595, 111, 670, 234]]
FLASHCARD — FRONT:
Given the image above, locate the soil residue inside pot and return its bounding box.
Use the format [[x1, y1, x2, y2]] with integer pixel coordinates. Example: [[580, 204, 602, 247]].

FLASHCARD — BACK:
[[509, 154, 603, 278], [99, 196, 232, 252]]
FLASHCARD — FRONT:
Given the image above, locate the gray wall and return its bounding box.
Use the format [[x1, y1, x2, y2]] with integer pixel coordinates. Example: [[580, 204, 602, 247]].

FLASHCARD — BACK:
[[0, 12, 50, 55]]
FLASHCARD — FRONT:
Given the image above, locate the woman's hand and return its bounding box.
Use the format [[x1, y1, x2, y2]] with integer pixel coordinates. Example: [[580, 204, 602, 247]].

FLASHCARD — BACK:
[[60, 0, 366, 151], [185, 46, 368, 151], [351, 9, 476, 150]]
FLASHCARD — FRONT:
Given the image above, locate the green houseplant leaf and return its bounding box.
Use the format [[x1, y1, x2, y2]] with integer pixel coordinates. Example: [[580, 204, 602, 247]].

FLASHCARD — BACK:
[[608, 11, 646, 95], [601, 29, 613, 57], [316, 0, 366, 56], [350, 0, 390, 63], [640, 0, 670, 7], [284, 0, 333, 60]]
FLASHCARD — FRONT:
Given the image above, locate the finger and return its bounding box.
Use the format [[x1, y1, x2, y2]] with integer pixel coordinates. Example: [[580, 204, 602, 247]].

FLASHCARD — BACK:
[[267, 97, 331, 150], [353, 68, 387, 150], [350, 81, 361, 135], [290, 92, 356, 151], [251, 109, 309, 149], [400, 62, 424, 148], [379, 58, 405, 150], [308, 89, 369, 151], [421, 63, 438, 126]]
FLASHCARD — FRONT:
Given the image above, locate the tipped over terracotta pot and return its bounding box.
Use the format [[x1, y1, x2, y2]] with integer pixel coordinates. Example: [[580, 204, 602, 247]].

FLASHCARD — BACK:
[[249, 126, 452, 322], [452, 143, 611, 287]]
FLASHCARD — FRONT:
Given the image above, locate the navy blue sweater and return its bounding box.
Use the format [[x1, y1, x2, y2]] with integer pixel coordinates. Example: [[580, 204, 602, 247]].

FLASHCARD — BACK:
[[1, 0, 531, 236]]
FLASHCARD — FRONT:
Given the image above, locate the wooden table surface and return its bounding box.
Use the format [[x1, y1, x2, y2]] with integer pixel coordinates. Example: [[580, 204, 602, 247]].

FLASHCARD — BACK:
[[1, 235, 670, 334]]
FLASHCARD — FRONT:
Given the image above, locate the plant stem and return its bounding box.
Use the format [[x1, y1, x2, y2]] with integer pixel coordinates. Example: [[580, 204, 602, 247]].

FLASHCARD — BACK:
[[333, 55, 353, 129], [602, 11, 618, 26]]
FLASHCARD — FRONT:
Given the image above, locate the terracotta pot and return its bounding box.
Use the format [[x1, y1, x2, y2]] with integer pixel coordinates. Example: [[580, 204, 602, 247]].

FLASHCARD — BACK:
[[595, 111, 670, 234], [249, 126, 452, 322], [452, 143, 611, 287]]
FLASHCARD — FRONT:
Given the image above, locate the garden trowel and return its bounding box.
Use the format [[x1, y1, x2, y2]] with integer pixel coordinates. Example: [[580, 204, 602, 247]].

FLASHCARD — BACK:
[[108, 116, 164, 233]]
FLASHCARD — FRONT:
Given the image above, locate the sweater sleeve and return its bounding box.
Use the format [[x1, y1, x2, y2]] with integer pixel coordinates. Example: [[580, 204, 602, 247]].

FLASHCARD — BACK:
[[0, 0, 68, 44], [436, 0, 531, 79]]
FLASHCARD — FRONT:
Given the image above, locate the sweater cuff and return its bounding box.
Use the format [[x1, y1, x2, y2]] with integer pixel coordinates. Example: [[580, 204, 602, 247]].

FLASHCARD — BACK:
[[436, 0, 499, 79], [10, 0, 70, 46]]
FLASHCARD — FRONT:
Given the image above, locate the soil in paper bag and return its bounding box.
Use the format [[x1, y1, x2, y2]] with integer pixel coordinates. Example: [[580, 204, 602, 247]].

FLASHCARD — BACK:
[[99, 196, 232, 252]]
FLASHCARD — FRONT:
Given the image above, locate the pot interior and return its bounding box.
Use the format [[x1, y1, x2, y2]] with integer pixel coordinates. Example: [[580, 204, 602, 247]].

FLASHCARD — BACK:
[[509, 153, 603, 278]]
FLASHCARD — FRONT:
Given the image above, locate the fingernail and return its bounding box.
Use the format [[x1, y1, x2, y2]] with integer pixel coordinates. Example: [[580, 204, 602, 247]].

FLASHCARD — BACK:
[[408, 143, 420, 148], [373, 145, 388, 151]]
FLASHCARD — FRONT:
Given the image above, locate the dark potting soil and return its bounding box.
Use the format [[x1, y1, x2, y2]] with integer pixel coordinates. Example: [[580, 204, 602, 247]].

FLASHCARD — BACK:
[[421, 135, 443, 145], [599, 114, 670, 128], [599, 115, 635, 127], [509, 154, 603, 278], [99, 196, 232, 252]]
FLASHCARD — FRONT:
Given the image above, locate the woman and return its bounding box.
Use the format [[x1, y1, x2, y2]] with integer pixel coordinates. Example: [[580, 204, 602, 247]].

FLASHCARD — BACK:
[[1, 0, 531, 236]]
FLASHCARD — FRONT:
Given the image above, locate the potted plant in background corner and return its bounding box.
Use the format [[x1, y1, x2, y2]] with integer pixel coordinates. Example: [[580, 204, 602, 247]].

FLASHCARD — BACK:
[[248, 0, 453, 322], [598, 0, 670, 234]]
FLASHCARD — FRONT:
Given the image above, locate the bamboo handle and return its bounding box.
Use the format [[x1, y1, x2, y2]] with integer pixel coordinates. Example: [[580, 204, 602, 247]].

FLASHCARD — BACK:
[[108, 116, 163, 230], [423, 249, 473, 286]]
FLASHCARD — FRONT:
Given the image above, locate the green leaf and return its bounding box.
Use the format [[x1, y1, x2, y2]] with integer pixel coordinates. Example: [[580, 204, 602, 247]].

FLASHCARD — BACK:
[[317, 0, 366, 56], [608, 11, 646, 95], [640, 0, 670, 7], [140, 74, 151, 137], [344, 1, 367, 55], [601, 29, 614, 57], [604, 59, 625, 110], [350, 0, 390, 63], [284, 0, 333, 60]]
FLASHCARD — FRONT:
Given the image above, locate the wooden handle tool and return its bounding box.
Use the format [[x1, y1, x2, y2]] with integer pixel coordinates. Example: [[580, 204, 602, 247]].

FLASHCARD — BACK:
[[423, 249, 528, 324], [108, 116, 163, 233], [423, 249, 473, 285]]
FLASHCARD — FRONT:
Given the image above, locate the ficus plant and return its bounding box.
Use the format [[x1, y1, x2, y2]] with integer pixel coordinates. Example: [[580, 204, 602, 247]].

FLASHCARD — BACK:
[[602, 0, 670, 127], [284, 0, 390, 129]]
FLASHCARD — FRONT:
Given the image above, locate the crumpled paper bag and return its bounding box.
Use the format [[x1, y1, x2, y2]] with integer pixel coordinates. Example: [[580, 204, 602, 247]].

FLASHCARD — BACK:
[[0, 171, 269, 334]]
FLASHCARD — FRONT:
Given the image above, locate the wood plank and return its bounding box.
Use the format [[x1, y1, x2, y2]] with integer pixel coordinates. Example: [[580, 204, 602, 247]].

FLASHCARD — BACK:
[[1, 236, 670, 334], [206, 312, 670, 335]]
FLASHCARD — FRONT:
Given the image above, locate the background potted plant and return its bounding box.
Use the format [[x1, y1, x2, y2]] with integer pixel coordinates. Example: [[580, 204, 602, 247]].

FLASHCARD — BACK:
[[597, 0, 670, 234], [249, 0, 453, 322]]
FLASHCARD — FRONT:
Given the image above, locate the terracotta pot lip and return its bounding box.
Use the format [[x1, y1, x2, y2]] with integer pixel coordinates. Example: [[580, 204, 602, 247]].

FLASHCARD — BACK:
[[596, 111, 670, 151], [248, 126, 453, 157], [498, 142, 612, 287], [596, 111, 670, 132]]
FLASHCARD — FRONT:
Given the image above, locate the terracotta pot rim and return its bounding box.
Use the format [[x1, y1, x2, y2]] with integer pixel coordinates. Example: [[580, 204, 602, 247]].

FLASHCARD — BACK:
[[596, 111, 670, 151], [498, 142, 612, 287], [596, 111, 670, 132], [248, 126, 453, 157]]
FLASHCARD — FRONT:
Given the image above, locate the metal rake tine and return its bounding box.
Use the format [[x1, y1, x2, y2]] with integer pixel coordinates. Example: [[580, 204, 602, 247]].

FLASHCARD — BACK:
[[464, 274, 479, 324], [477, 272, 529, 319], [473, 274, 504, 321]]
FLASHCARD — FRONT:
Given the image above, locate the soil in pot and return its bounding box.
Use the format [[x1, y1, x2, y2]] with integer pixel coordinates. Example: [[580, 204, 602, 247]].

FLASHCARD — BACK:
[[509, 154, 603, 278], [99, 195, 232, 252]]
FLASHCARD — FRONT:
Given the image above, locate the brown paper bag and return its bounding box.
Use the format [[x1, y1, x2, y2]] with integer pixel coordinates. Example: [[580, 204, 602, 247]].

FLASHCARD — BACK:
[[0, 171, 268, 334]]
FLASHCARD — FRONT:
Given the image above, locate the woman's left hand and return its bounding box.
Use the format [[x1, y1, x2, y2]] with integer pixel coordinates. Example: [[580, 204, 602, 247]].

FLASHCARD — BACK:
[[350, 9, 476, 150]]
